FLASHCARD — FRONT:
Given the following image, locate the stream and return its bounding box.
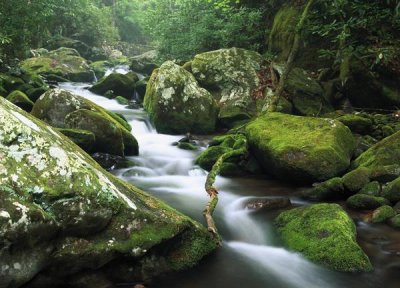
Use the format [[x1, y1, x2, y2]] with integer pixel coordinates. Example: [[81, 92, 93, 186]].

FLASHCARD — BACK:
[[58, 77, 400, 288]]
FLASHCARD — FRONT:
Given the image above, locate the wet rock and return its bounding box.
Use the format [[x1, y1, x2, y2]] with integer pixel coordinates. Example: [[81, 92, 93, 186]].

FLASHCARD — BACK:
[[271, 63, 333, 116], [342, 167, 371, 193], [57, 128, 95, 152], [6, 90, 34, 112], [382, 177, 400, 203], [370, 205, 395, 223], [90, 61, 111, 79], [115, 96, 129, 105], [90, 73, 137, 99], [336, 114, 373, 134], [0, 97, 217, 287], [144, 61, 218, 134], [275, 203, 372, 272], [347, 194, 389, 210], [31, 89, 138, 156], [91, 152, 135, 170], [245, 197, 291, 212], [21, 47, 94, 82], [389, 215, 400, 229], [192, 48, 262, 127], [246, 113, 355, 184], [130, 50, 159, 75], [135, 78, 148, 103], [359, 181, 381, 197], [302, 177, 346, 201]]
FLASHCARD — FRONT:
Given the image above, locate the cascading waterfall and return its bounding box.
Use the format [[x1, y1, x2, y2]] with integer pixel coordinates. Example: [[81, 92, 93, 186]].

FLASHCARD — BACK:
[[58, 71, 393, 288]]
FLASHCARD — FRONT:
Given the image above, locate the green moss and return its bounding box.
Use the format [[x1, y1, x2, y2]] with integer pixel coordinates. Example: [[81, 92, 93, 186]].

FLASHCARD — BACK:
[[382, 177, 400, 203], [177, 142, 197, 151], [25, 87, 48, 102], [302, 177, 345, 201], [246, 113, 355, 183], [342, 167, 371, 193], [115, 96, 129, 105], [337, 114, 373, 134], [144, 61, 218, 134], [57, 128, 95, 153], [347, 194, 389, 210], [196, 146, 231, 171], [371, 205, 395, 223], [6, 90, 34, 112], [388, 214, 400, 229], [90, 61, 111, 79], [359, 181, 381, 196], [275, 203, 372, 272], [369, 165, 400, 183], [90, 73, 136, 99]]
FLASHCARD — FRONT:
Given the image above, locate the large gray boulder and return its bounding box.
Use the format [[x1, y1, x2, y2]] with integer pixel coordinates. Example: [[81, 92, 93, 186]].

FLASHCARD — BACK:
[[0, 97, 217, 287], [144, 61, 218, 134]]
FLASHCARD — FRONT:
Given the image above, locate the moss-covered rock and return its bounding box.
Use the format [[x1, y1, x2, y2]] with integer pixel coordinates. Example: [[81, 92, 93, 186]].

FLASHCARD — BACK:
[[0, 97, 217, 287], [57, 128, 95, 152], [25, 87, 48, 102], [388, 214, 400, 229], [130, 50, 159, 75], [271, 64, 333, 116], [371, 205, 395, 223], [65, 109, 125, 156], [6, 90, 34, 112], [302, 177, 345, 201], [115, 96, 129, 105], [90, 73, 137, 99], [352, 131, 400, 170], [90, 61, 111, 79], [246, 113, 356, 183], [135, 78, 148, 103], [191, 48, 262, 127], [196, 146, 232, 171], [342, 167, 371, 193], [21, 48, 94, 82], [31, 89, 138, 156], [336, 114, 373, 135], [359, 181, 381, 196], [347, 194, 389, 210], [382, 177, 400, 203], [275, 203, 372, 272], [144, 61, 218, 134]]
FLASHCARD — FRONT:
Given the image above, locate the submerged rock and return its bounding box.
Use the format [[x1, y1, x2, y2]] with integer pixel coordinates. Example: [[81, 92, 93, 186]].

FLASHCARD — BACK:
[[0, 97, 217, 287], [246, 113, 355, 183], [31, 89, 138, 156], [144, 61, 218, 134], [275, 203, 372, 272], [191, 48, 262, 127], [21, 47, 94, 82]]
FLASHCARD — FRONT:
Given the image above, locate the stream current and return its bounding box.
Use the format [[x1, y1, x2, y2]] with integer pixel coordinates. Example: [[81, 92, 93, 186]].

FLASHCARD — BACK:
[[58, 74, 399, 288]]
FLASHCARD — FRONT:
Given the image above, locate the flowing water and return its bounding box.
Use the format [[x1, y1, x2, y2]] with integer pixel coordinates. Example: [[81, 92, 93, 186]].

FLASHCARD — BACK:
[[58, 80, 400, 288]]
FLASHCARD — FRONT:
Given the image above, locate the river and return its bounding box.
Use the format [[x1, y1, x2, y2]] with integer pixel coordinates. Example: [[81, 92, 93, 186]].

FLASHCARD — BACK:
[[58, 76, 399, 288]]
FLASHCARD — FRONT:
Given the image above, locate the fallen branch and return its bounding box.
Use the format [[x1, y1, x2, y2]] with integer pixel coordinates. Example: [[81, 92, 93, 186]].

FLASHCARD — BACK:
[[203, 137, 248, 245]]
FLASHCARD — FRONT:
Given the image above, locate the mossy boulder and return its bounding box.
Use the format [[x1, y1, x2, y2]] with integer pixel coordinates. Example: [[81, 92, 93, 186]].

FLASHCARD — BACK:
[[115, 96, 129, 105], [130, 50, 159, 75], [246, 113, 356, 183], [90, 61, 111, 79], [196, 146, 231, 171], [336, 114, 373, 135], [6, 90, 34, 112], [271, 64, 333, 116], [135, 78, 148, 103], [389, 214, 400, 229], [370, 205, 395, 223], [57, 128, 95, 152], [342, 167, 371, 193], [191, 48, 262, 127], [21, 48, 94, 82], [144, 61, 218, 134], [89, 73, 137, 99], [275, 203, 372, 272], [65, 109, 125, 156], [302, 177, 345, 201], [0, 97, 217, 287], [31, 89, 138, 156], [352, 131, 400, 170], [347, 194, 389, 210], [359, 181, 381, 196], [382, 177, 400, 203]]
